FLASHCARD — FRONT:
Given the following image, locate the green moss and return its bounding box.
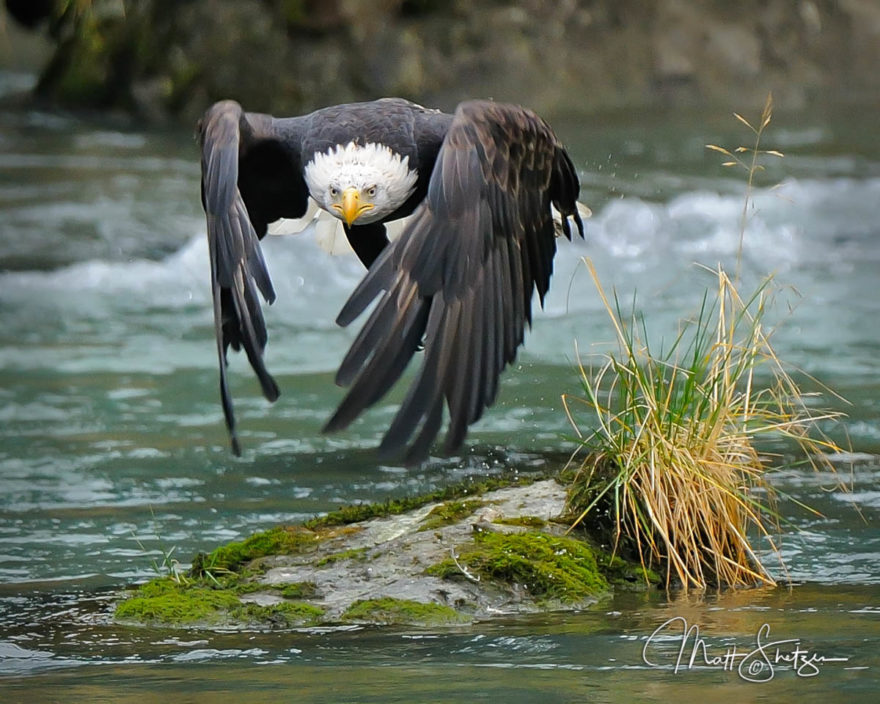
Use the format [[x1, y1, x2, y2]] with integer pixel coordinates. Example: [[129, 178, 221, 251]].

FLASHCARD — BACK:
[[492, 515, 548, 528], [229, 579, 321, 599], [427, 530, 609, 603], [315, 547, 368, 567], [194, 525, 318, 574], [229, 601, 324, 627], [226, 579, 271, 595], [115, 579, 240, 626], [341, 598, 468, 626], [114, 576, 324, 627], [419, 499, 485, 531], [305, 475, 541, 530]]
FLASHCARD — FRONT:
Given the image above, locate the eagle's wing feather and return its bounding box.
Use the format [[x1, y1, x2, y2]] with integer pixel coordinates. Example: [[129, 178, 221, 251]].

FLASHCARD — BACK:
[[325, 100, 584, 463], [199, 100, 308, 454]]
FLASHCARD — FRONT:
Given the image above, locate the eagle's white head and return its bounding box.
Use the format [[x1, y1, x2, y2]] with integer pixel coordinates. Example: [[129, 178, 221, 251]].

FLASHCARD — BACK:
[[304, 142, 419, 226]]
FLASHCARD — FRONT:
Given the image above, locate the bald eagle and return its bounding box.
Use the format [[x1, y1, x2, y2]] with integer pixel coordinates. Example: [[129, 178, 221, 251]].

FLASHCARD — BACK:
[[199, 98, 585, 463]]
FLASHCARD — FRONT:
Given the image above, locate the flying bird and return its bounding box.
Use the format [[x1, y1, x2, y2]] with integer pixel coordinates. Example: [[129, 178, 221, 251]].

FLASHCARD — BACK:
[[199, 97, 585, 463]]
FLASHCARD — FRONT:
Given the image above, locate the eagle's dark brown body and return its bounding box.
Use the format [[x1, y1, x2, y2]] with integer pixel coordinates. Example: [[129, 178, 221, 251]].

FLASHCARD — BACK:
[[199, 98, 583, 462]]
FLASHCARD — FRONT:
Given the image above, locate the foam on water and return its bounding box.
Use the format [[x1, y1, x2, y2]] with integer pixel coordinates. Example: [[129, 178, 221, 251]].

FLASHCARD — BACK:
[[535, 178, 879, 380], [1, 177, 878, 378]]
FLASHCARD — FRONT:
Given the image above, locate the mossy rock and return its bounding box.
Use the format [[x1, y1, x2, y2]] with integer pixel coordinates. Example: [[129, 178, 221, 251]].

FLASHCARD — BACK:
[[115, 577, 324, 628], [193, 525, 318, 574], [428, 529, 610, 604], [115, 476, 656, 629], [275, 581, 319, 599], [340, 598, 468, 626], [492, 515, 548, 529], [419, 499, 485, 531], [115, 579, 241, 626], [304, 475, 537, 530], [315, 547, 368, 567], [229, 601, 324, 628]]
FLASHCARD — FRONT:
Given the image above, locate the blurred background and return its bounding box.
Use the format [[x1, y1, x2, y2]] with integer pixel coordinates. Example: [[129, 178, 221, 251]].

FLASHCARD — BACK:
[[1, 2, 880, 701], [3, 0, 880, 122]]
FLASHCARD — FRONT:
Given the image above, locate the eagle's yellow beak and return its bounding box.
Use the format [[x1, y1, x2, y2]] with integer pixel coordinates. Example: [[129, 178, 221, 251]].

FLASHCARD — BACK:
[[337, 187, 374, 227]]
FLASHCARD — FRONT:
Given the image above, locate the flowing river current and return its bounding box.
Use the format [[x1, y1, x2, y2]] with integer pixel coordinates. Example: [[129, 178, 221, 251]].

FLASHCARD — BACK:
[[1, 71, 879, 701]]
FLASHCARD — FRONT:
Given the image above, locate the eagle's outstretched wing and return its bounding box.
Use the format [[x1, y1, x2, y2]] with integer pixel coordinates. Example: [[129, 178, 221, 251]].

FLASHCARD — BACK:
[[199, 100, 308, 454], [325, 100, 584, 463]]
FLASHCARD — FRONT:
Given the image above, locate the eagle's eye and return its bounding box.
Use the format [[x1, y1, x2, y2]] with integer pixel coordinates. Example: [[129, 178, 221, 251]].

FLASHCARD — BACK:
[[366, 186, 377, 198], [329, 187, 339, 198]]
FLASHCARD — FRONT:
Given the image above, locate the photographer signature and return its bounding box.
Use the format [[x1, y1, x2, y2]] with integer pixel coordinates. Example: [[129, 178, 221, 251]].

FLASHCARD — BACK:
[[642, 617, 849, 682]]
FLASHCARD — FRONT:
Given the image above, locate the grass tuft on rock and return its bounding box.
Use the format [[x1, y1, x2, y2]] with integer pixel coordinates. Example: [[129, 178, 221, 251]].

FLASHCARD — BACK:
[[565, 260, 844, 590], [563, 96, 845, 591]]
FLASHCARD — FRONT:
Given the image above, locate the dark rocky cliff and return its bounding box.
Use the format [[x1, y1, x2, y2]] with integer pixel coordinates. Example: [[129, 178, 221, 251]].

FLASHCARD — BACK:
[[5, 0, 880, 121]]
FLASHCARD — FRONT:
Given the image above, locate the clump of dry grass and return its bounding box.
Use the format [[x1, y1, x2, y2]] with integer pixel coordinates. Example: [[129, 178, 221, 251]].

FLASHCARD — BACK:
[[564, 94, 845, 590]]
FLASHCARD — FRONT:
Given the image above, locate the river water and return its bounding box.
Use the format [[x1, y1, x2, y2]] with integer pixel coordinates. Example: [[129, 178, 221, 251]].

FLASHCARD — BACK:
[[1, 71, 879, 700]]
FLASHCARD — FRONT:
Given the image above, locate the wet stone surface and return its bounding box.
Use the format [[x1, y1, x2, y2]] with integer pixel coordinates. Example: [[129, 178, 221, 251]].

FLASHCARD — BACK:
[[114, 479, 634, 628]]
